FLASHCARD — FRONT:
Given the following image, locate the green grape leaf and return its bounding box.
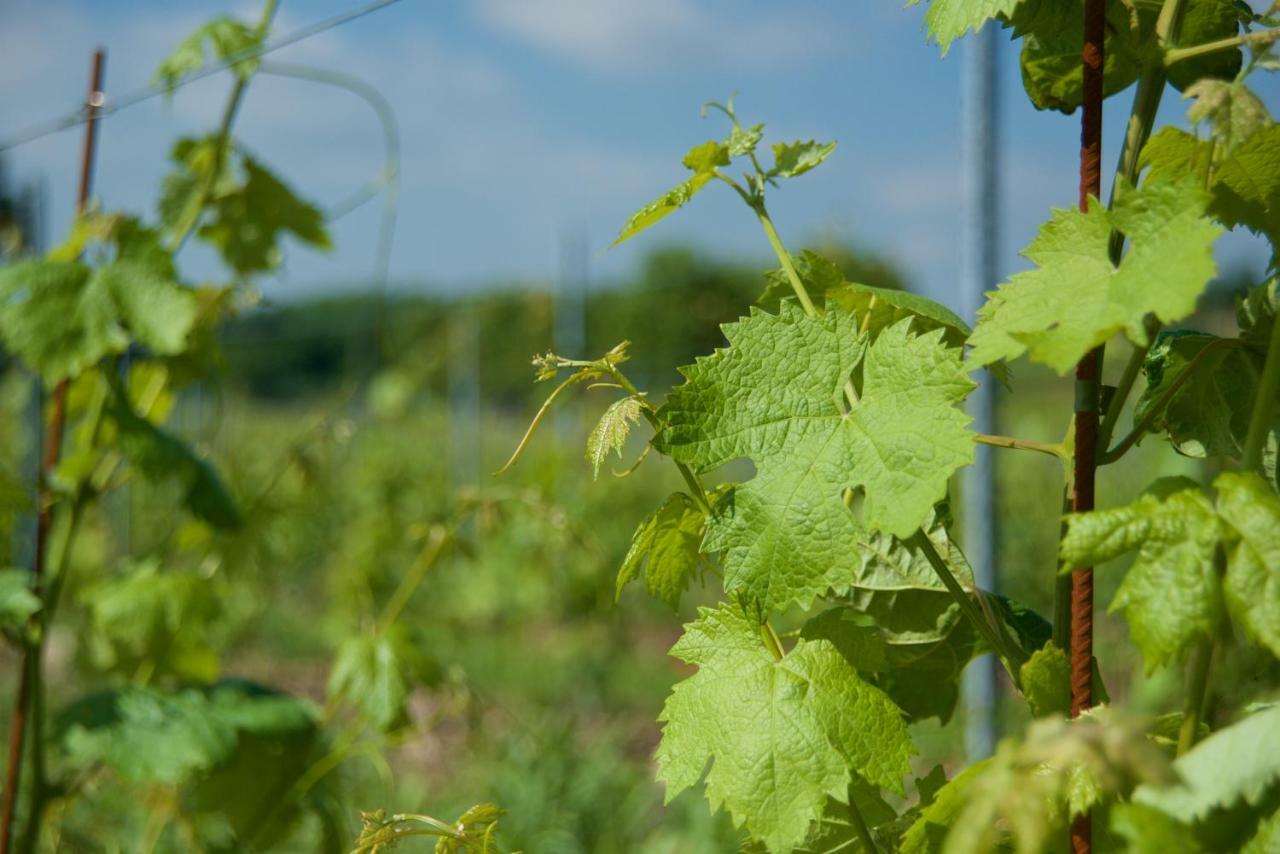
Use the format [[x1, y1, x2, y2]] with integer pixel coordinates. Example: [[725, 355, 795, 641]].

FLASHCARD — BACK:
[[1015, 0, 1150, 113], [154, 15, 264, 94], [969, 176, 1222, 374], [1167, 0, 1243, 93], [0, 568, 39, 632], [586, 396, 642, 480], [838, 510, 981, 722], [1019, 643, 1070, 718], [1134, 704, 1280, 821], [1133, 331, 1260, 459], [110, 396, 241, 529], [659, 304, 974, 611], [657, 604, 913, 853], [0, 260, 122, 383], [1143, 123, 1280, 266], [907, 0, 1024, 56], [95, 261, 198, 356], [767, 140, 836, 179], [199, 153, 331, 276], [56, 681, 314, 785], [682, 140, 731, 173], [1065, 472, 1280, 666], [1215, 472, 1280, 659], [1211, 125, 1280, 259], [82, 560, 221, 682], [1061, 477, 1225, 670], [755, 779, 897, 854], [328, 629, 413, 732], [1183, 80, 1270, 156], [728, 123, 764, 158], [611, 140, 728, 248], [616, 490, 711, 610]]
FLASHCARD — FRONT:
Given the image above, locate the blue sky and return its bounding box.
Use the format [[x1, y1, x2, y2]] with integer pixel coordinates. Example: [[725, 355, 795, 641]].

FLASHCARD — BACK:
[[2, 0, 1277, 316]]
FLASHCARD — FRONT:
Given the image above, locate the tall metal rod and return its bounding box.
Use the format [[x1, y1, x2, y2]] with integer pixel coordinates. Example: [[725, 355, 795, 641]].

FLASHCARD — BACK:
[[960, 22, 1001, 764], [0, 49, 106, 854], [1072, 1, 1106, 851]]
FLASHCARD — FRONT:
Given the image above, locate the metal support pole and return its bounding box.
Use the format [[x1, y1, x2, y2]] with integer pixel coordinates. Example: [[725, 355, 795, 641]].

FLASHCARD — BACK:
[[960, 22, 1001, 764]]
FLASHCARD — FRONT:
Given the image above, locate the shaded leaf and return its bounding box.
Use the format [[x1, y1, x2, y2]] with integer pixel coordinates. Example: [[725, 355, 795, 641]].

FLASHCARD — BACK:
[[616, 490, 713, 610]]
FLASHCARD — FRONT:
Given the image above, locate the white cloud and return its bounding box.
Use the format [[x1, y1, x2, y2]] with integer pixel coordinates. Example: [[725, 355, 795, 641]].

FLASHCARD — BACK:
[[473, 0, 854, 74]]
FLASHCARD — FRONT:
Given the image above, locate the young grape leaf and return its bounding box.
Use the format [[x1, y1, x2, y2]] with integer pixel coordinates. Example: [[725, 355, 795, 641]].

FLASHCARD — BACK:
[[110, 395, 241, 529], [328, 629, 413, 732], [969, 176, 1222, 374], [0, 568, 39, 632], [659, 304, 974, 611], [616, 490, 715, 610], [1018, 643, 1070, 718], [1143, 120, 1280, 267], [154, 15, 264, 94], [907, 0, 1024, 56], [1134, 704, 1280, 822], [199, 153, 331, 276], [657, 603, 913, 853], [610, 141, 729, 248], [1061, 477, 1225, 670], [586, 396, 642, 480], [1210, 125, 1280, 260], [1133, 331, 1261, 459], [1183, 79, 1270, 156], [1215, 472, 1280, 659], [727, 122, 764, 157], [767, 141, 836, 179]]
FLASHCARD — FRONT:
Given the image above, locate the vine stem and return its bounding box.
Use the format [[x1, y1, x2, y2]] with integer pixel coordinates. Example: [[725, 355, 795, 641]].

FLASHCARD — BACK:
[[0, 48, 105, 854], [846, 791, 881, 854], [168, 0, 280, 254], [1241, 304, 1280, 470], [1164, 27, 1280, 66], [975, 433, 1065, 458], [1176, 639, 1214, 756], [911, 531, 1026, 682]]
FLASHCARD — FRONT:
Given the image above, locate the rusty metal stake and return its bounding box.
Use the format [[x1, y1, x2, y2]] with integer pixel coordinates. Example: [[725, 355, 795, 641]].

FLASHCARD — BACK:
[[0, 47, 106, 854], [1071, 1, 1106, 852]]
